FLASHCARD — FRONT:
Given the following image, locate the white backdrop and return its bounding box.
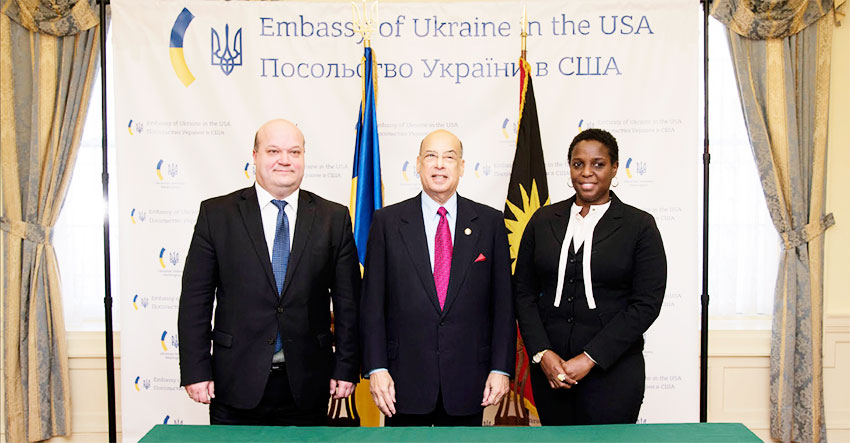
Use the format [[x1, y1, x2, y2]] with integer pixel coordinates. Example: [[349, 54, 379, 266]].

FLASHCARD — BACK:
[[112, 0, 700, 440]]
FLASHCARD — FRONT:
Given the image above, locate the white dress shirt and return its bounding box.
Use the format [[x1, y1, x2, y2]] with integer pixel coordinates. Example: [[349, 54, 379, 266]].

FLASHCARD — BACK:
[[256, 184, 298, 363], [421, 192, 457, 271], [554, 201, 611, 309], [256, 183, 298, 260], [369, 192, 507, 378]]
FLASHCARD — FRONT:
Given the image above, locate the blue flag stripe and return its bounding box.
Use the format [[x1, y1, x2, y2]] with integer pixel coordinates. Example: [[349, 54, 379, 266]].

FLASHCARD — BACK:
[[351, 47, 382, 265]]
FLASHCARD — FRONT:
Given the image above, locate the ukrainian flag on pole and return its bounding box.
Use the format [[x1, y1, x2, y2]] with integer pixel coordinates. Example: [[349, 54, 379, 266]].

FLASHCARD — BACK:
[[350, 46, 382, 266]]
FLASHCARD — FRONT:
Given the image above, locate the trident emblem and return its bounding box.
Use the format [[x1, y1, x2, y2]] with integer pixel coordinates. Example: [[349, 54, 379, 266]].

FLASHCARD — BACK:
[[167, 163, 179, 178], [169, 251, 180, 267], [351, 1, 379, 47], [210, 24, 242, 76]]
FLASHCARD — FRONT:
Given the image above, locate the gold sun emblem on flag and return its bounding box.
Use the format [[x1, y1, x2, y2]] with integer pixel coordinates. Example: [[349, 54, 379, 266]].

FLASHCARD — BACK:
[[505, 179, 549, 273]]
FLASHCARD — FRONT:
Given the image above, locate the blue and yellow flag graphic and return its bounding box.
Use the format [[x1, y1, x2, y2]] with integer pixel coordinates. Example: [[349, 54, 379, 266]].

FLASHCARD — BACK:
[[349, 47, 382, 266], [346, 45, 384, 429]]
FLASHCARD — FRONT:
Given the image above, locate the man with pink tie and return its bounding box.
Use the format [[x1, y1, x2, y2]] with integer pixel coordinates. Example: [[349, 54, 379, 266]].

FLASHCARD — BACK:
[[360, 129, 515, 426]]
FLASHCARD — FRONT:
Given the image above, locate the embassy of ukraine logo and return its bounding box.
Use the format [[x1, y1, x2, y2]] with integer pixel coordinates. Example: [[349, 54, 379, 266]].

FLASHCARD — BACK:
[[127, 119, 143, 135], [473, 162, 491, 178], [169, 7, 243, 87], [625, 157, 647, 179], [132, 294, 149, 310], [159, 247, 180, 269], [163, 415, 183, 425], [134, 376, 151, 392], [156, 159, 179, 181], [501, 117, 517, 141], [211, 24, 242, 76], [130, 208, 147, 224], [160, 330, 179, 352], [401, 160, 419, 182]]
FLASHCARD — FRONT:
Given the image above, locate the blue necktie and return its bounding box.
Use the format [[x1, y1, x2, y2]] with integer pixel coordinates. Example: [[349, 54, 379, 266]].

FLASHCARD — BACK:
[[271, 199, 290, 353]]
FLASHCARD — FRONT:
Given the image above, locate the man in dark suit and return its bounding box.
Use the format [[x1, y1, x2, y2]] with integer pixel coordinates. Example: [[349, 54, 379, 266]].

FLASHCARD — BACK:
[[361, 129, 515, 426], [178, 119, 360, 425]]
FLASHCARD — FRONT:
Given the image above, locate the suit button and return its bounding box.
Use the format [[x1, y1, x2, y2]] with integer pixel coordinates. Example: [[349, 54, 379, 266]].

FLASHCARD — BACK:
[[440, 321, 445, 326], [568, 278, 575, 284], [267, 338, 274, 345], [569, 258, 575, 264], [567, 317, 574, 324], [277, 306, 284, 313], [567, 297, 574, 303]]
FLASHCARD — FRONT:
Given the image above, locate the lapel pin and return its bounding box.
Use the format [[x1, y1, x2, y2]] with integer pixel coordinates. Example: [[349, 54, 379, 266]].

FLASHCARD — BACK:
[[464, 228, 472, 235]]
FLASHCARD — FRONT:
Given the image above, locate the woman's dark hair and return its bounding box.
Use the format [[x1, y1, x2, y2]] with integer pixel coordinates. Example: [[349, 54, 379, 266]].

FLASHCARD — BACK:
[[568, 128, 619, 164]]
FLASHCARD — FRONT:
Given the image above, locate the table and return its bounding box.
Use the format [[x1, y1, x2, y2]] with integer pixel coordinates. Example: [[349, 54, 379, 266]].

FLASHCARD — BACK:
[[140, 422, 761, 442]]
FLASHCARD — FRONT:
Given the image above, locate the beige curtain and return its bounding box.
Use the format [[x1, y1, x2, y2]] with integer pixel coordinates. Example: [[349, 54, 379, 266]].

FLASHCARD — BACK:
[[1, 0, 99, 441], [711, 1, 841, 442]]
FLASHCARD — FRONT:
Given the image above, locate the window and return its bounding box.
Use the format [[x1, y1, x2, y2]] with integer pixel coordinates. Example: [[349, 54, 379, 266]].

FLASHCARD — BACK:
[[707, 16, 779, 328], [53, 28, 120, 331]]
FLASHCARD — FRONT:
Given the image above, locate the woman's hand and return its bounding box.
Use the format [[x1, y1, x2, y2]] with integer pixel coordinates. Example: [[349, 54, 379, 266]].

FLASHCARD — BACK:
[[561, 353, 595, 384], [540, 350, 577, 389]]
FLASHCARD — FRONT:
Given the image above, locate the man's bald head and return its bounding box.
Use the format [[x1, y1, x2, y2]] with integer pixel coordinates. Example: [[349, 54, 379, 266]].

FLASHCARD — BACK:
[[252, 118, 306, 199], [418, 129, 463, 158], [416, 129, 465, 205], [254, 119, 305, 152]]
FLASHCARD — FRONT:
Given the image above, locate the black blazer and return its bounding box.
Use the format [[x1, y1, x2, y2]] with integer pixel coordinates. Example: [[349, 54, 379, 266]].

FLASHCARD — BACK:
[[360, 193, 516, 416], [178, 187, 360, 410], [514, 192, 666, 370]]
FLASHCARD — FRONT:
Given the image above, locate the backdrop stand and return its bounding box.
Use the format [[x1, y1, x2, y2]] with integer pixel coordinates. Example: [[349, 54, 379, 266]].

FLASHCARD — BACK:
[[700, 0, 711, 423], [97, 0, 117, 441]]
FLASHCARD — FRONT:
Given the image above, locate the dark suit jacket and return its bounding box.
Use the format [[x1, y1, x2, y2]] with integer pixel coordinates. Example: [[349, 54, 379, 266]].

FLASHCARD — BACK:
[[514, 192, 666, 370], [360, 193, 516, 416], [178, 187, 360, 411]]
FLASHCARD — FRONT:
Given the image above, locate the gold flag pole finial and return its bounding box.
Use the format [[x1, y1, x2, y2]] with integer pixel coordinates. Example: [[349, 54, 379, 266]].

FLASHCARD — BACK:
[[520, 5, 528, 59], [352, 0, 379, 48]]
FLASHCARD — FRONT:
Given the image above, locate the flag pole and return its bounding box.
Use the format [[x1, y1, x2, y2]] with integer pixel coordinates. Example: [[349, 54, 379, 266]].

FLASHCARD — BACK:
[[520, 5, 527, 60], [351, 0, 378, 49]]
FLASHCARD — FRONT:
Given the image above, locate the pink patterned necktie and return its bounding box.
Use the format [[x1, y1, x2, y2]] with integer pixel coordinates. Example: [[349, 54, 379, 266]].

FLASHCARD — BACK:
[[434, 206, 452, 310]]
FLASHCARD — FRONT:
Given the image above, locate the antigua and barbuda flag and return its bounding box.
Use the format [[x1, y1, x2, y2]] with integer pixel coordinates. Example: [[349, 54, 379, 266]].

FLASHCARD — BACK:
[[349, 46, 382, 267], [504, 57, 550, 272], [500, 56, 550, 424]]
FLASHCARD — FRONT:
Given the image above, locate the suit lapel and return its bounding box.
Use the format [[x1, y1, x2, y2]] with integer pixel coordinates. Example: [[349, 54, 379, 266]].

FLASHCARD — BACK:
[[281, 190, 315, 299], [591, 192, 625, 246], [237, 187, 278, 296], [549, 198, 575, 245], [399, 194, 442, 313], [441, 196, 479, 317]]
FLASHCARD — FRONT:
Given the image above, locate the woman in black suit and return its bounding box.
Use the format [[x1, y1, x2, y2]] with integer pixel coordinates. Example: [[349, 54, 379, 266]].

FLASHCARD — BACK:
[[513, 128, 666, 425]]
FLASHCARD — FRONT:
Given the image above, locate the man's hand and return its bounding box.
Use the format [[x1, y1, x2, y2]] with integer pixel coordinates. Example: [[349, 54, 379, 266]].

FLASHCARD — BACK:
[[368, 370, 397, 417], [185, 380, 215, 404], [481, 372, 510, 406], [561, 353, 595, 384], [540, 351, 576, 389], [330, 379, 356, 399]]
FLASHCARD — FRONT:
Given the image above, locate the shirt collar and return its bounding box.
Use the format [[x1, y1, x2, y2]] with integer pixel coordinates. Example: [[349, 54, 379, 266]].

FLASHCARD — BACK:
[[422, 191, 458, 218], [571, 200, 612, 219], [256, 183, 299, 212]]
